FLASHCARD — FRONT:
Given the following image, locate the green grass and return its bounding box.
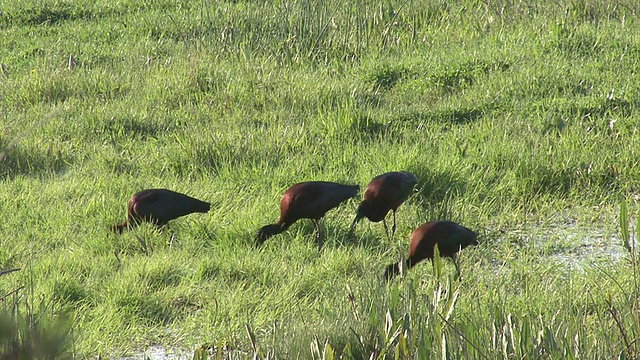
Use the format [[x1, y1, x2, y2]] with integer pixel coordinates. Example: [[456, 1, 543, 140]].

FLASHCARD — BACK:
[[2, 0, 640, 357]]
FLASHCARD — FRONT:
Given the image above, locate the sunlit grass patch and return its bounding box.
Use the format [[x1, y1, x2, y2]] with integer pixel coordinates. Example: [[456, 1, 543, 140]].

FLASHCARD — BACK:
[[2, 0, 640, 357]]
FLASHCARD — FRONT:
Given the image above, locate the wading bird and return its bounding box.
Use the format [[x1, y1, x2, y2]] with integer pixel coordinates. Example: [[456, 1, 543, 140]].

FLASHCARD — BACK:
[[112, 189, 210, 233], [384, 220, 478, 280], [351, 171, 418, 238], [255, 181, 359, 247]]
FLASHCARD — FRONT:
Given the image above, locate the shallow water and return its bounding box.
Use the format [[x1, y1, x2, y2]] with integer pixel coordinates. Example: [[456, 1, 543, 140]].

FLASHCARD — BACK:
[[493, 219, 635, 271], [116, 346, 190, 360]]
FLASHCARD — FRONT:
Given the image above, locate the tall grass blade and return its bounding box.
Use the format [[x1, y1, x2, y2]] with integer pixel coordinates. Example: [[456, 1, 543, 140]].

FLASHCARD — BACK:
[[323, 341, 335, 360], [245, 323, 258, 354], [620, 198, 631, 254], [433, 245, 442, 281]]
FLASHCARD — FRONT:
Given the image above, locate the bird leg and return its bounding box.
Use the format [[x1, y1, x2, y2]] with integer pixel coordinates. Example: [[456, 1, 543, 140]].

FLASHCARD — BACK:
[[382, 218, 390, 239], [391, 210, 397, 239], [313, 218, 324, 249]]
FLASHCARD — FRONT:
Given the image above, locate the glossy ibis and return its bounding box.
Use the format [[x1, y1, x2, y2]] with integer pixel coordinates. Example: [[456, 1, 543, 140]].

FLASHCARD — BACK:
[[351, 171, 418, 238], [255, 181, 359, 246], [384, 220, 478, 280], [112, 189, 210, 233]]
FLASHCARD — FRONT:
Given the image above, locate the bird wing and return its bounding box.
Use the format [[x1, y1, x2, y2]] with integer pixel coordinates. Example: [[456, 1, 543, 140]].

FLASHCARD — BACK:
[[132, 191, 175, 223], [437, 228, 475, 256]]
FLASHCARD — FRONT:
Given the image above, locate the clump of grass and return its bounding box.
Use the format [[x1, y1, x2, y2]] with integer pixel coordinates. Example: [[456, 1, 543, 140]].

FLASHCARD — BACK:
[[604, 198, 640, 359], [1, 268, 73, 359]]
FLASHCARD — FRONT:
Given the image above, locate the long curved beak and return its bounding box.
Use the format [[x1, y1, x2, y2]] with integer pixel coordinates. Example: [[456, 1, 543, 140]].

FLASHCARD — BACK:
[[350, 214, 361, 233]]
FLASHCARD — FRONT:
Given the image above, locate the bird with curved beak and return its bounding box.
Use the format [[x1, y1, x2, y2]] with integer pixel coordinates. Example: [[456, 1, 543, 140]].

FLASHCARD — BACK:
[[255, 181, 359, 248], [112, 189, 210, 233], [384, 220, 478, 280], [351, 171, 418, 239]]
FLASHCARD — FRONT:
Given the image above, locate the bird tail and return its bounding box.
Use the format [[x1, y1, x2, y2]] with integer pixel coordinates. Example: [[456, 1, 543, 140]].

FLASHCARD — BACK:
[[194, 200, 211, 213], [349, 185, 360, 198]]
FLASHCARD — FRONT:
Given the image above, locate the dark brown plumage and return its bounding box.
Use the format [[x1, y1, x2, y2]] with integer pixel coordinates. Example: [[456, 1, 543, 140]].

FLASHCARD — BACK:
[[384, 220, 478, 280], [351, 171, 418, 238], [112, 189, 210, 233], [255, 181, 359, 246]]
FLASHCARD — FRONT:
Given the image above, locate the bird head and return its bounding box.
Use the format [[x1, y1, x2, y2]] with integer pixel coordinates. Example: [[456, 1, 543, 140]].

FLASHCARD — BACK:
[[254, 224, 283, 245]]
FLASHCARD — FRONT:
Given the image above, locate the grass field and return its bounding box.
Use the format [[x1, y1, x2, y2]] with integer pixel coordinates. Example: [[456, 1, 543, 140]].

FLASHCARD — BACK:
[[2, 0, 640, 358]]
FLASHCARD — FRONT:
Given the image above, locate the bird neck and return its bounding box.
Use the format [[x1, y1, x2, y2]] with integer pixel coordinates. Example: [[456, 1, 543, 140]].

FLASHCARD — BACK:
[[355, 202, 373, 219], [405, 256, 421, 270], [357, 201, 389, 222], [111, 222, 128, 234], [384, 262, 401, 280]]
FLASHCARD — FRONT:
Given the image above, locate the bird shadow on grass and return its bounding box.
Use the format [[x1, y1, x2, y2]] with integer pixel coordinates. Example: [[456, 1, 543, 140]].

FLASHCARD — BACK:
[[109, 223, 206, 257], [348, 114, 392, 142], [0, 141, 70, 181], [327, 227, 389, 252], [405, 165, 467, 212]]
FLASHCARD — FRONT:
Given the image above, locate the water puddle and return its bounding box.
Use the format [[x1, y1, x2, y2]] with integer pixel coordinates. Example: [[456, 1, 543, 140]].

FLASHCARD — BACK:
[[116, 346, 191, 360], [493, 219, 636, 271]]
